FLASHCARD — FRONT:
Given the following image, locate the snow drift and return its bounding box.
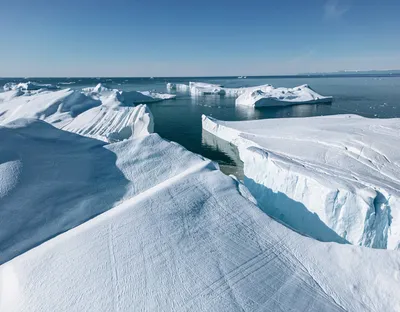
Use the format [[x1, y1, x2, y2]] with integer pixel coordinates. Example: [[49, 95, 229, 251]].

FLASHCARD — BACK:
[[0, 83, 154, 141], [202, 114, 400, 249], [1, 119, 400, 312]]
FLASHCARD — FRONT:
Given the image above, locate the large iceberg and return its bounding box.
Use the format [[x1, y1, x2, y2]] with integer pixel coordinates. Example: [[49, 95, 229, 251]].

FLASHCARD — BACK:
[[202, 114, 400, 249], [138, 90, 176, 100], [167, 82, 332, 106], [3, 81, 59, 92], [189, 82, 225, 95], [1, 119, 400, 311], [0, 83, 154, 141], [83, 84, 174, 104], [235, 84, 333, 107], [166, 82, 190, 92]]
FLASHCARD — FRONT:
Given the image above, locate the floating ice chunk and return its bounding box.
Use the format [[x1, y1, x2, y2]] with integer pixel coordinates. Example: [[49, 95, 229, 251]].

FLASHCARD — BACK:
[[170, 82, 330, 105], [119, 89, 176, 104], [223, 84, 273, 97], [167, 82, 225, 95], [189, 81, 225, 96], [139, 91, 176, 100], [0, 120, 399, 311], [235, 84, 333, 107], [202, 114, 400, 249], [3, 81, 59, 91], [166, 82, 190, 92]]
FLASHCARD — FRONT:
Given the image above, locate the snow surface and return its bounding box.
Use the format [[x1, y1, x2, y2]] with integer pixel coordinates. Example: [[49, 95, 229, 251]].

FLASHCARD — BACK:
[[235, 84, 333, 107], [202, 114, 400, 249], [1, 119, 400, 311], [0, 83, 154, 141]]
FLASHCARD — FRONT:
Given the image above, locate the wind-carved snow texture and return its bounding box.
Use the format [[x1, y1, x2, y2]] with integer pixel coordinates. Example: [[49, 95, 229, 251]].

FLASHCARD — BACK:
[[167, 82, 332, 106], [0, 83, 155, 141], [202, 114, 400, 249], [1, 119, 400, 312]]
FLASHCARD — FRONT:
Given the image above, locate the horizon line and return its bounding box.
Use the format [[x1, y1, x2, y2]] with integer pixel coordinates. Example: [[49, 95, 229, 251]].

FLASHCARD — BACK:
[[1, 70, 400, 80]]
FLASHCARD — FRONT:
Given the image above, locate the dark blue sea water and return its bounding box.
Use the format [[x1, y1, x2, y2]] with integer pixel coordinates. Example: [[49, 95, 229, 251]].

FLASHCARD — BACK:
[[2, 75, 400, 175]]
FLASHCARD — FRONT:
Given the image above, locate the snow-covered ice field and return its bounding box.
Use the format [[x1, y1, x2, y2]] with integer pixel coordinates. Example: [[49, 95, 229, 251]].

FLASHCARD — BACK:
[[1, 119, 400, 312], [1, 79, 400, 311], [202, 114, 400, 249], [0, 83, 166, 141]]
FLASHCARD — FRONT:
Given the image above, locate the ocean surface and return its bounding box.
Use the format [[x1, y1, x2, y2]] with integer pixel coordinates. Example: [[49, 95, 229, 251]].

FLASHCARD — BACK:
[[2, 75, 400, 176]]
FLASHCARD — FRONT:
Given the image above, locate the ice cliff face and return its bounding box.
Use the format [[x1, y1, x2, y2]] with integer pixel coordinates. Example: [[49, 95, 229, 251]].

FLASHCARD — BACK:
[[202, 114, 400, 249], [1, 119, 400, 312]]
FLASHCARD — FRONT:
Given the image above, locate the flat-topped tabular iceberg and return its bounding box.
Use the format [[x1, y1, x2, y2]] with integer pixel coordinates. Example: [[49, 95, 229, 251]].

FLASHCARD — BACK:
[[166, 82, 190, 92], [202, 114, 400, 249], [1, 119, 400, 312], [189, 81, 225, 95], [83, 84, 174, 104], [167, 82, 332, 106], [139, 90, 176, 100], [167, 82, 225, 95], [0, 83, 154, 141], [236, 84, 333, 107]]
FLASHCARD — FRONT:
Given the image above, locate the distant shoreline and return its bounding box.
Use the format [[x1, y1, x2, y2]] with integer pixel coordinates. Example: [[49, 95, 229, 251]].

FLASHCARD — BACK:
[[1, 73, 400, 80]]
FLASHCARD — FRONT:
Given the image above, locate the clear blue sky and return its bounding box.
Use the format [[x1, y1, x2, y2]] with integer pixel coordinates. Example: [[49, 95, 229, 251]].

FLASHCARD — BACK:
[[1, 0, 399, 77]]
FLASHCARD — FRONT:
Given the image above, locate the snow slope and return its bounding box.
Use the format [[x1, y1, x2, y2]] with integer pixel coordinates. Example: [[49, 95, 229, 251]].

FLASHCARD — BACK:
[[0, 83, 154, 141], [202, 114, 400, 249], [62, 104, 154, 142], [1, 119, 400, 312]]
